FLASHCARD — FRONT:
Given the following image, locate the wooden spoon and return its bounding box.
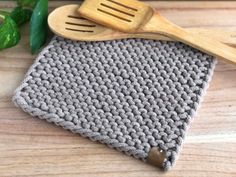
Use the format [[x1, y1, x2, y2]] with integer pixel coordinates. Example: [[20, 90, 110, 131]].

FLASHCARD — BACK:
[[78, 0, 236, 65], [48, 5, 236, 46]]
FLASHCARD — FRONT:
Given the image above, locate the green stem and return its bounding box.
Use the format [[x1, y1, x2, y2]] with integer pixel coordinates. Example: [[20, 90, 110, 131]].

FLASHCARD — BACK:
[[0, 10, 10, 17], [0, 14, 6, 19]]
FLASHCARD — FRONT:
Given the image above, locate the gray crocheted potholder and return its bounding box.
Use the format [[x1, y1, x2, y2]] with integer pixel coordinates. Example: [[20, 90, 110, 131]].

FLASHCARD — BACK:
[[13, 36, 216, 170]]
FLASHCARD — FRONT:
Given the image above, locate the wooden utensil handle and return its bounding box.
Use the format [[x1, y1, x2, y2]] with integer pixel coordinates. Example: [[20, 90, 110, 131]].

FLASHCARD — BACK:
[[143, 13, 236, 65], [135, 29, 236, 47]]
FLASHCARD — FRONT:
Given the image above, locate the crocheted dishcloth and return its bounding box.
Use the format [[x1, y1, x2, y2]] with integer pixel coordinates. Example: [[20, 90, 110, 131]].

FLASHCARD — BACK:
[[13, 36, 216, 170]]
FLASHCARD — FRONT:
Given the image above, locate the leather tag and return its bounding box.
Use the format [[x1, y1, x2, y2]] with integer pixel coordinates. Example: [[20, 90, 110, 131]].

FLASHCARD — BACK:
[[147, 147, 166, 168]]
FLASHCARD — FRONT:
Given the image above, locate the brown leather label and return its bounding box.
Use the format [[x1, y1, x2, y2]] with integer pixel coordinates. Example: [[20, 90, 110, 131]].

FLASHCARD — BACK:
[[147, 147, 166, 168]]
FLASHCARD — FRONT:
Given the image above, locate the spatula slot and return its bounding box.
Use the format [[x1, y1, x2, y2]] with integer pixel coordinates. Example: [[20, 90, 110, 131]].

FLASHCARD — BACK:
[[78, 0, 152, 31], [106, 0, 138, 12], [65, 28, 94, 33], [65, 22, 96, 27], [67, 15, 87, 20], [100, 3, 135, 17], [97, 8, 131, 22]]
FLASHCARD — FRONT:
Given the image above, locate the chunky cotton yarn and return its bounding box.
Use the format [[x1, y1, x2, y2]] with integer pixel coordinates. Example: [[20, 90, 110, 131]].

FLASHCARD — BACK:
[[13, 36, 216, 170]]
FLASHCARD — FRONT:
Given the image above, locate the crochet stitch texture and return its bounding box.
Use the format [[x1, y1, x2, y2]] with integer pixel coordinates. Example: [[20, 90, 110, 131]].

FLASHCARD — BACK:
[[13, 36, 216, 170]]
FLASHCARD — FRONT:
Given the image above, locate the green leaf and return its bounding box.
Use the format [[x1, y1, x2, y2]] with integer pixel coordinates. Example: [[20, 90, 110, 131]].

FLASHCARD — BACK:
[[30, 0, 48, 54], [17, 0, 38, 8], [10, 6, 32, 26], [0, 15, 21, 50]]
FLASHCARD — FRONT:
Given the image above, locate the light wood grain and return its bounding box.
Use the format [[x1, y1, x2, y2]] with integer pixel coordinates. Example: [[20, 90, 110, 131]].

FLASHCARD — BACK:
[[0, 1, 236, 177], [48, 4, 236, 46], [78, 0, 236, 65]]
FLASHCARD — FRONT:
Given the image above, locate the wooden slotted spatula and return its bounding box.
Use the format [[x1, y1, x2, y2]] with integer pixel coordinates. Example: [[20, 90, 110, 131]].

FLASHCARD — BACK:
[[48, 5, 236, 45], [78, 0, 236, 65]]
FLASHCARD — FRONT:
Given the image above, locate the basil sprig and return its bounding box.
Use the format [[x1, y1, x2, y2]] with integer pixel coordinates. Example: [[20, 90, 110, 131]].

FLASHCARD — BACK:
[[0, 0, 48, 53], [17, 0, 38, 8], [0, 15, 20, 50], [10, 6, 32, 26]]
